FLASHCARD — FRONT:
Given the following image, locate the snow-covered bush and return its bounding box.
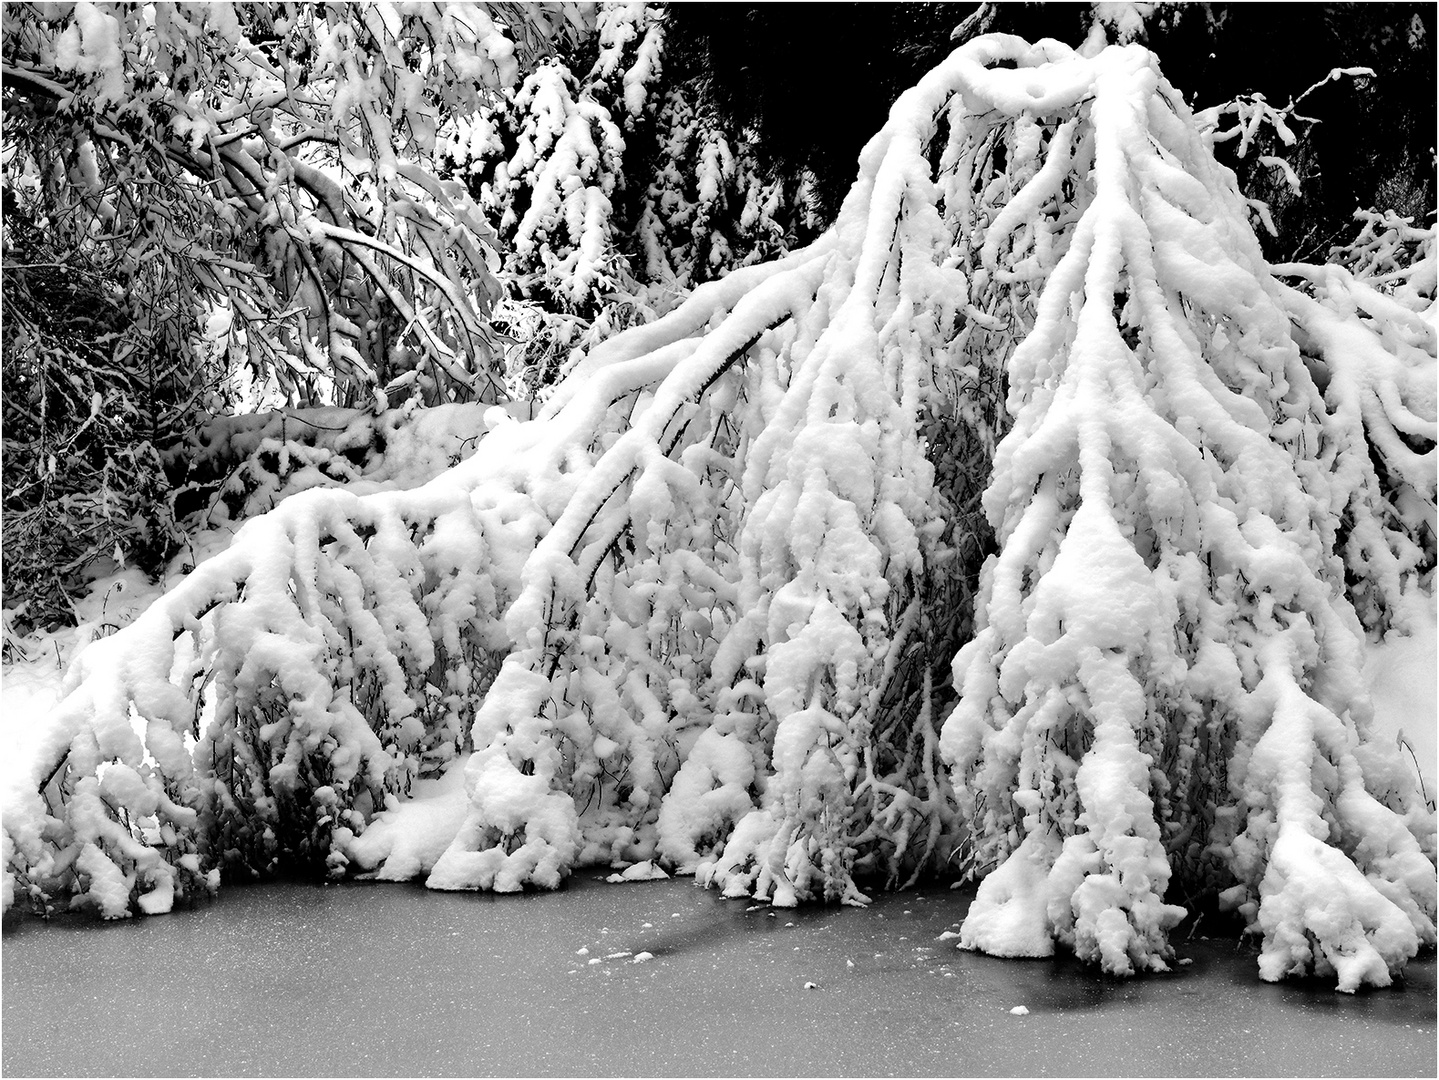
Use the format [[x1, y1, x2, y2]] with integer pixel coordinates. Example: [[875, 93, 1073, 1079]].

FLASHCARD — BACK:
[[1272, 213, 1436, 638], [4, 32, 1433, 993]]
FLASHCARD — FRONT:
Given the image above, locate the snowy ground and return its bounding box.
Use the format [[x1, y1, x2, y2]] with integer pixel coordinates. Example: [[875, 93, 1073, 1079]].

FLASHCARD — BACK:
[[3, 875, 1434, 1077]]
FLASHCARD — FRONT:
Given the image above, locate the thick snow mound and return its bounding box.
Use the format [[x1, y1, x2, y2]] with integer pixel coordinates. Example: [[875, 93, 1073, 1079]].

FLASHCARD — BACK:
[[343, 762, 470, 881], [1364, 586, 1437, 802]]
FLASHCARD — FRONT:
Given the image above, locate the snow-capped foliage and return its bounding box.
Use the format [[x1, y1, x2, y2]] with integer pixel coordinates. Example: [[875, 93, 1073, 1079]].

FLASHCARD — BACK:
[[1193, 65, 1377, 246], [1272, 214, 1436, 637], [633, 86, 809, 291], [3, 31, 1432, 994], [1, 1, 579, 407]]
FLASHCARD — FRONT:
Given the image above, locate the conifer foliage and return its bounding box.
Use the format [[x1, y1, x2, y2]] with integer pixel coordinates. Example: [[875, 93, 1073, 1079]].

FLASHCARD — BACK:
[[3, 28, 1433, 991], [444, 2, 813, 396]]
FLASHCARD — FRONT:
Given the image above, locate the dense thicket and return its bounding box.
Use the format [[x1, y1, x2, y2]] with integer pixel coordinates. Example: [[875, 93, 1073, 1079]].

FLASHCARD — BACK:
[[1, 2, 816, 629], [1, 208, 201, 633], [0, 1, 590, 631]]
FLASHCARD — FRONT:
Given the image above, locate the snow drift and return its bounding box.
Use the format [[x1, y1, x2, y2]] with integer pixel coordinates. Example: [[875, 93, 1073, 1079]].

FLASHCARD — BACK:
[[3, 33, 1433, 991]]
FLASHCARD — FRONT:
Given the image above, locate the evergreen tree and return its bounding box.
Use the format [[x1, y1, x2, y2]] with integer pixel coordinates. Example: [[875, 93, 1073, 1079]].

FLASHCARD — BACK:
[[446, 2, 816, 397]]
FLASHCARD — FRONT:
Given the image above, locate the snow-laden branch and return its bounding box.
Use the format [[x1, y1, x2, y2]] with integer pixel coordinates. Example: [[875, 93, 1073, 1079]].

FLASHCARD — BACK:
[[1, 1, 553, 405]]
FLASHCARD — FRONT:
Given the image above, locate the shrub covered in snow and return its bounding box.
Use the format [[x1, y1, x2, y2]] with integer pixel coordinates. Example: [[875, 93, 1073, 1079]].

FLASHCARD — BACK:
[[3, 30, 1433, 993]]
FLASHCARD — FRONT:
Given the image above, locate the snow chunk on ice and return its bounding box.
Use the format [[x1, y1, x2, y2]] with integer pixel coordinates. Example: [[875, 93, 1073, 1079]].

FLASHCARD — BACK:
[[1009, 1005, 1030, 1016], [959, 833, 1059, 957], [73, 842, 131, 919], [604, 859, 670, 883], [343, 760, 469, 880]]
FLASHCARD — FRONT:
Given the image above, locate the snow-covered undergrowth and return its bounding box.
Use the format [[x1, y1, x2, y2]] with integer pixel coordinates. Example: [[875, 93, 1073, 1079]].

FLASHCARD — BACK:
[[4, 34, 1434, 992], [165, 401, 529, 529]]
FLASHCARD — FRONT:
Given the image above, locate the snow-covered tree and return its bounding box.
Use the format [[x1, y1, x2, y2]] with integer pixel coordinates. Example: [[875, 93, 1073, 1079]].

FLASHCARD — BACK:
[[940, 37, 1434, 988], [445, 2, 815, 396], [3, 30, 1433, 994]]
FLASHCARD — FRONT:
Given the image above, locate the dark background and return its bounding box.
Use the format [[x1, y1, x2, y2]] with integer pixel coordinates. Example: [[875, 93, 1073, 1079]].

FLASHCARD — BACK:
[[663, 2, 1436, 258]]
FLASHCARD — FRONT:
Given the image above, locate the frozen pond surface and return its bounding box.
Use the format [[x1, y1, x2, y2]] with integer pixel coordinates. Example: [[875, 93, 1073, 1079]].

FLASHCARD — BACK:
[[3, 875, 1434, 1077]]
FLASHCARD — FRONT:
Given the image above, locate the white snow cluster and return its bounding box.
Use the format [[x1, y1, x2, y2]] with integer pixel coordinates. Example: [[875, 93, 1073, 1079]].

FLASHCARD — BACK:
[[3, 32, 1433, 992], [164, 403, 508, 527]]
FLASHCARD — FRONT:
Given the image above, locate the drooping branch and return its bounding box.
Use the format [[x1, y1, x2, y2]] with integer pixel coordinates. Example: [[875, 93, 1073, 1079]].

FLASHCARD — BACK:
[[0, 1, 569, 405]]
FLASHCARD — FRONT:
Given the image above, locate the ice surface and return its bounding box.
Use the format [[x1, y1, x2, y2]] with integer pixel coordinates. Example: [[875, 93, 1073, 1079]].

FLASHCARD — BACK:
[[10, 878, 1432, 1077]]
